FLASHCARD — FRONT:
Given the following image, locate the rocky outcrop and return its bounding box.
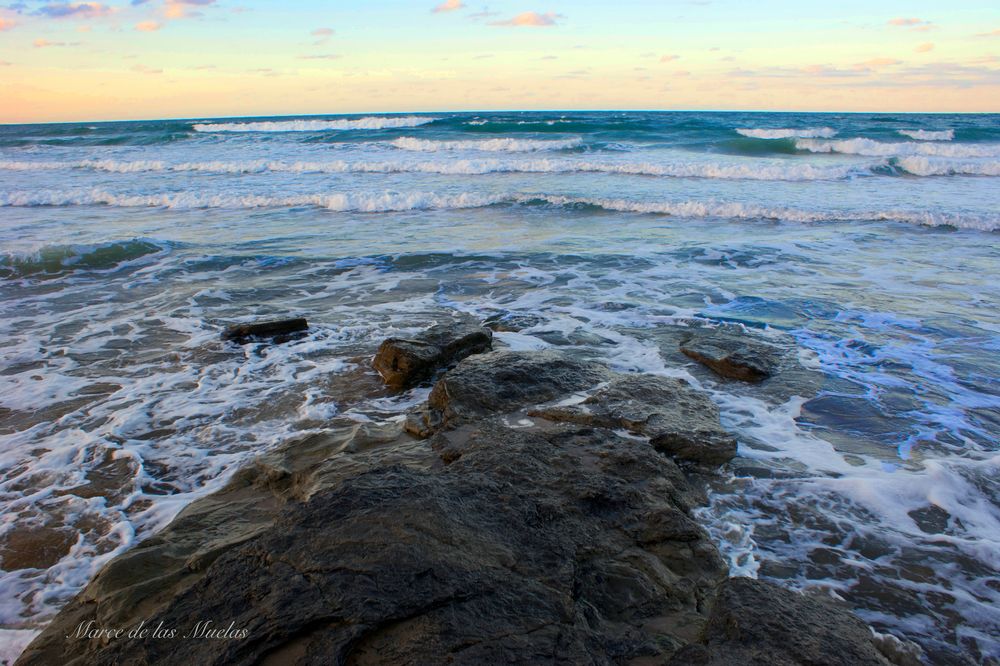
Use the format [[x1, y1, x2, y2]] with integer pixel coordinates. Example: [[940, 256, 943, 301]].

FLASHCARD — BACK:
[[372, 319, 493, 388], [668, 577, 893, 665], [404, 350, 610, 436], [530, 373, 738, 468], [222, 317, 309, 344], [18, 345, 893, 666], [680, 329, 785, 382]]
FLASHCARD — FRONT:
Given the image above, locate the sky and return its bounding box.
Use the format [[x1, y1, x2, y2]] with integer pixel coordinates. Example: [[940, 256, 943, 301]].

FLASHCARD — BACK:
[[0, 0, 998, 123]]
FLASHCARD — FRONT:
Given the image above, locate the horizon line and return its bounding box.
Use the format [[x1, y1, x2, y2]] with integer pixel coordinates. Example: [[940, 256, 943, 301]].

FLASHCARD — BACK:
[[3, 108, 998, 127]]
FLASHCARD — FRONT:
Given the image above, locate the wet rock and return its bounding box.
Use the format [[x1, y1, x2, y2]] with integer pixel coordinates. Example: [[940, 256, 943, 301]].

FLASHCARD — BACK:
[[221, 317, 308, 344], [482, 311, 546, 332], [531, 374, 738, 468], [405, 350, 610, 436], [372, 320, 493, 389], [21, 420, 727, 665], [19, 346, 891, 666], [680, 329, 784, 382], [668, 577, 892, 666]]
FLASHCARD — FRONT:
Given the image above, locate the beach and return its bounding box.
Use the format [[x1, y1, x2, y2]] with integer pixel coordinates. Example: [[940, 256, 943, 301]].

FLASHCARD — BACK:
[[1, 111, 999, 664]]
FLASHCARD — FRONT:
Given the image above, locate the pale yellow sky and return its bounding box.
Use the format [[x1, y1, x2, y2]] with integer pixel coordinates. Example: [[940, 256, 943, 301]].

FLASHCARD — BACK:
[[1, 0, 998, 122]]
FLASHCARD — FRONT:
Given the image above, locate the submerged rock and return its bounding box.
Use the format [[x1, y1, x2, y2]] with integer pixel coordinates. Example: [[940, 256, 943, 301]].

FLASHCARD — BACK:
[[372, 319, 493, 389], [221, 317, 308, 344], [531, 373, 738, 468], [680, 329, 784, 382], [668, 577, 893, 665]]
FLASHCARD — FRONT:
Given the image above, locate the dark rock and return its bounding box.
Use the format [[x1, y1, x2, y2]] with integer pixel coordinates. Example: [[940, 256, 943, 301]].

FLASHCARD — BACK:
[[20, 420, 727, 666], [373, 320, 493, 389], [221, 318, 308, 344], [482, 311, 546, 332], [405, 351, 610, 436], [18, 345, 892, 666], [530, 373, 738, 468], [680, 329, 784, 382], [668, 577, 892, 666]]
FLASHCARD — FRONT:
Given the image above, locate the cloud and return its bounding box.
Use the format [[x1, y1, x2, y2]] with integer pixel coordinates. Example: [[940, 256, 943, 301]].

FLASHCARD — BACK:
[[164, 0, 216, 20], [132, 64, 162, 74], [915, 42, 934, 52], [298, 54, 340, 60], [433, 0, 464, 12], [135, 20, 161, 31], [490, 11, 562, 27], [975, 29, 1000, 38], [311, 27, 334, 36], [33, 38, 76, 47], [853, 57, 901, 70], [660, 54, 679, 63], [34, 2, 113, 19], [888, 17, 925, 27], [0, 16, 15, 31]]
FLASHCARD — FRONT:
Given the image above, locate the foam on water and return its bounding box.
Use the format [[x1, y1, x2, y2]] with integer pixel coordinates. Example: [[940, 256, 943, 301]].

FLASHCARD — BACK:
[[192, 116, 437, 132], [0, 157, 876, 181], [736, 127, 838, 139], [2, 189, 996, 230], [797, 137, 1000, 158], [897, 129, 955, 141], [389, 137, 583, 152]]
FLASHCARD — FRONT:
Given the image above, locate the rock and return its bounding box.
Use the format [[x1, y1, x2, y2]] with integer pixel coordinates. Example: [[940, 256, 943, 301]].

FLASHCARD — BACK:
[[405, 350, 610, 435], [530, 373, 738, 468], [680, 329, 784, 382], [20, 420, 728, 665], [221, 318, 308, 344], [668, 577, 892, 666], [372, 320, 493, 389], [482, 311, 546, 332], [18, 346, 892, 666]]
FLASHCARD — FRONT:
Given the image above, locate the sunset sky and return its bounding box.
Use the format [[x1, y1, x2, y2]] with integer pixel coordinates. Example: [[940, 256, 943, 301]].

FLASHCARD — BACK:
[[1, 0, 998, 123]]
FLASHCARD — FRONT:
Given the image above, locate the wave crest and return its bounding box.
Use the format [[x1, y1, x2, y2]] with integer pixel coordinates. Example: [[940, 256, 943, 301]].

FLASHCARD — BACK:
[[797, 138, 1000, 158], [2, 189, 994, 230], [1, 239, 168, 279], [736, 127, 837, 139], [0, 158, 870, 181], [897, 129, 954, 141], [389, 137, 583, 152], [192, 116, 437, 132]]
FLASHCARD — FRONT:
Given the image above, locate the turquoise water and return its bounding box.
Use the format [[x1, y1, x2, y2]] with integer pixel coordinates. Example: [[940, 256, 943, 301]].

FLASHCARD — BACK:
[[0, 112, 998, 663]]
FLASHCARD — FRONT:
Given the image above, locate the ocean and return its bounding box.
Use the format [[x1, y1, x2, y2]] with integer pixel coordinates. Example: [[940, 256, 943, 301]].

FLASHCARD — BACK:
[[0, 111, 998, 664]]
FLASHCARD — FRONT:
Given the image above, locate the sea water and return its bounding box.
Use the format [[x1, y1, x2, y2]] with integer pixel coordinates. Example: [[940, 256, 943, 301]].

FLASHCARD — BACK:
[[0, 111, 998, 664]]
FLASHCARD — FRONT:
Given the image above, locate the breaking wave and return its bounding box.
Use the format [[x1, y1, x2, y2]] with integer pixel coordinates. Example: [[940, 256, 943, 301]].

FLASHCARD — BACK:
[[797, 138, 1000, 158], [0, 239, 168, 279], [0, 158, 873, 181], [192, 116, 437, 132], [3, 189, 995, 230], [388, 137, 583, 152], [736, 127, 837, 139]]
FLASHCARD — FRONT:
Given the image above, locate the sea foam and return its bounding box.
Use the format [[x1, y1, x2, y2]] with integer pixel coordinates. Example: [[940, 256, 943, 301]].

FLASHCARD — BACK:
[[797, 138, 1000, 158], [192, 116, 437, 132], [388, 137, 583, 152], [736, 127, 838, 139]]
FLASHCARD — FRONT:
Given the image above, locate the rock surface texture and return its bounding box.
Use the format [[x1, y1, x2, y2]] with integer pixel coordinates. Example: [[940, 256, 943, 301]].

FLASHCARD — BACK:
[[19, 343, 899, 666], [680, 329, 785, 382], [372, 319, 493, 388], [221, 317, 309, 344]]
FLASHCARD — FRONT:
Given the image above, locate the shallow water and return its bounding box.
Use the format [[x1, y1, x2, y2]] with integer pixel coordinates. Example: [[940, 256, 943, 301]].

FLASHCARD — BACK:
[[1, 111, 998, 663]]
